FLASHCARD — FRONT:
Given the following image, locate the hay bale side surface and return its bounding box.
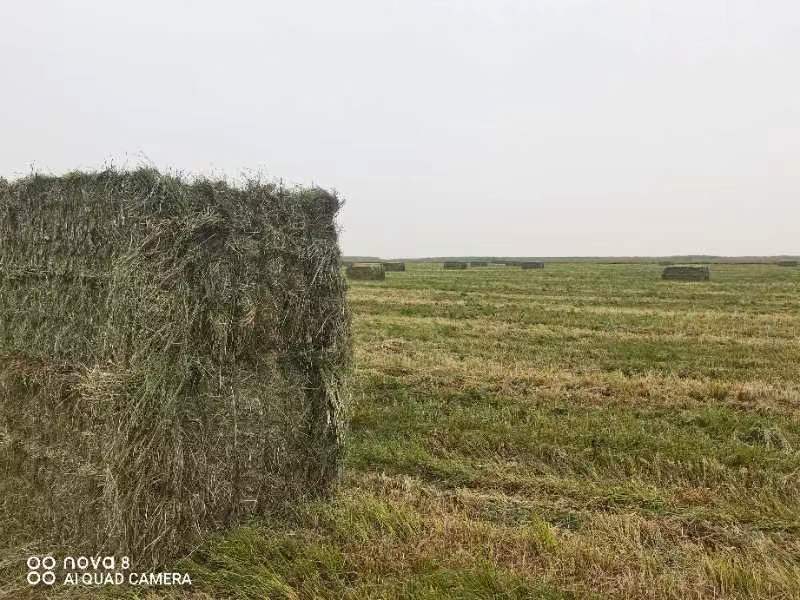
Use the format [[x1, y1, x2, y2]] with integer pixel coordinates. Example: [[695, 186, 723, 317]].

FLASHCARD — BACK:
[[443, 261, 468, 270], [382, 261, 406, 272], [347, 263, 385, 280], [0, 169, 351, 565], [661, 266, 711, 281], [469, 261, 488, 267], [521, 261, 545, 269]]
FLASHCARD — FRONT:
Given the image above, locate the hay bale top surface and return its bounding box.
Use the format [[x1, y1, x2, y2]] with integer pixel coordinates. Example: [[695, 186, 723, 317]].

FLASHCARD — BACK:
[[661, 265, 711, 281]]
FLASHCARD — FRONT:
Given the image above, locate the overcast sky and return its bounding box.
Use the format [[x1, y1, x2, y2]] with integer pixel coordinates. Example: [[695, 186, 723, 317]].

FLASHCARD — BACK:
[[1, 1, 798, 257]]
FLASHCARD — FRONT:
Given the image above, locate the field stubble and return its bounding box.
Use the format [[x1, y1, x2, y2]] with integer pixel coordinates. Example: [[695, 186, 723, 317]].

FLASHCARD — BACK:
[[4, 263, 800, 599]]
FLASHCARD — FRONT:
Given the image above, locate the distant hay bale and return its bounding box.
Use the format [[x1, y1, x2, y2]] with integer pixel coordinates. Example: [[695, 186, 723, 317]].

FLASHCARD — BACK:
[[658, 261, 674, 266], [503, 261, 520, 266], [347, 263, 385, 280], [469, 261, 488, 267], [443, 261, 468, 270], [777, 260, 798, 267], [661, 266, 710, 281], [520, 261, 545, 269], [382, 261, 406, 272], [0, 169, 351, 566]]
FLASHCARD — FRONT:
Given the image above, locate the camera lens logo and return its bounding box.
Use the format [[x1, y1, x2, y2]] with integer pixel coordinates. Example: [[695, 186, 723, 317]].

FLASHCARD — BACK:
[[27, 556, 56, 586]]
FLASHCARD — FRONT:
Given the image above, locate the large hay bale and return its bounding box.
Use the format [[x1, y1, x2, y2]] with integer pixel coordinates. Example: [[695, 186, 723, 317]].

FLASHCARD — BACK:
[[382, 261, 406, 272], [347, 263, 385, 280], [469, 261, 488, 267], [443, 261, 468, 270], [520, 261, 545, 269], [661, 266, 710, 281], [0, 169, 351, 565], [777, 260, 798, 267]]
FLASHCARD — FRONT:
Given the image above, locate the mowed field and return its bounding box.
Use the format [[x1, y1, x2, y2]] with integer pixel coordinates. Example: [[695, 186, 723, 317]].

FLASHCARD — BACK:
[[9, 262, 800, 599]]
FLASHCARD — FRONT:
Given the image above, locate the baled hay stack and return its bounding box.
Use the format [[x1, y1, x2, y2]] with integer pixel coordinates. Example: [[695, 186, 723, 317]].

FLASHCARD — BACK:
[[382, 261, 406, 272], [777, 260, 798, 267], [521, 261, 545, 269], [469, 261, 488, 267], [347, 262, 385, 280], [443, 261, 468, 270], [0, 169, 351, 566], [658, 260, 675, 266], [661, 265, 711, 281]]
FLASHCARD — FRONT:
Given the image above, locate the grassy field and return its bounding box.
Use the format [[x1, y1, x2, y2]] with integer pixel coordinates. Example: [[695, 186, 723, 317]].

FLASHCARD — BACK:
[[6, 262, 800, 599]]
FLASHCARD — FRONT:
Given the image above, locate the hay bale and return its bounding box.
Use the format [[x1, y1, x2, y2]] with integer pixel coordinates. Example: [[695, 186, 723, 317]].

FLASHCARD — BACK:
[[520, 261, 545, 269], [469, 261, 488, 267], [0, 169, 351, 565], [347, 263, 385, 280], [658, 260, 674, 266], [443, 261, 468, 270], [382, 261, 406, 272], [777, 260, 798, 267], [661, 266, 710, 281]]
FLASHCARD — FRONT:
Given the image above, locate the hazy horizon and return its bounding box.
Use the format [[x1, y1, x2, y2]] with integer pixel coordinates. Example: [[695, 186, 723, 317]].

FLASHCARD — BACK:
[[2, 1, 798, 257]]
